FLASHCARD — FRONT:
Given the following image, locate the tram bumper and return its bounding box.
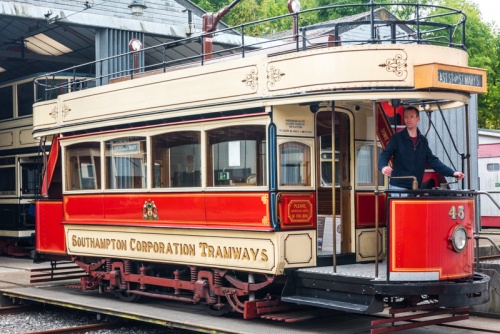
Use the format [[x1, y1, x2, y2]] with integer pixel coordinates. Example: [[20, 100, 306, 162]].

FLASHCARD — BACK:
[[282, 270, 490, 314], [373, 272, 491, 307]]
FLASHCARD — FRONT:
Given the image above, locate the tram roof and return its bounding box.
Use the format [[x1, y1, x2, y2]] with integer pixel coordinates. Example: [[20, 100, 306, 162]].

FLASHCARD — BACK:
[[0, 0, 233, 84]]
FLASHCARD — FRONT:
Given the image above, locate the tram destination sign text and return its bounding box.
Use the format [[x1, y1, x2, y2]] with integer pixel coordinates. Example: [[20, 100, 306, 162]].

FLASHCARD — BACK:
[[414, 63, 487, 93], [437, 70, 482, 87]]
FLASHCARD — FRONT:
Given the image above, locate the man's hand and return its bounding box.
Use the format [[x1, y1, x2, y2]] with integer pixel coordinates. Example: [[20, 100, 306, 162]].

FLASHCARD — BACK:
[[453, 171, 465, 180], [381, 166, 393, 176]]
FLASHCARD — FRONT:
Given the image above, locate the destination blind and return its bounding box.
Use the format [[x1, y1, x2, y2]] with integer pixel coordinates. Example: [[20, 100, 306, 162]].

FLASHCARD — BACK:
[[437, 70, 483, 88]]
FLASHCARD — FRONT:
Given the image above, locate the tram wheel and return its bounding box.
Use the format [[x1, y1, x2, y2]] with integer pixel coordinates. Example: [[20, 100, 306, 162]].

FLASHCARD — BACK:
[[205, 303, 231, 316]]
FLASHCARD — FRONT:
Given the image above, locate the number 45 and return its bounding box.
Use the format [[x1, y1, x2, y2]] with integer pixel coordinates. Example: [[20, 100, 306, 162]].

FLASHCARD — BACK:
[[449, 206, 465, 220]]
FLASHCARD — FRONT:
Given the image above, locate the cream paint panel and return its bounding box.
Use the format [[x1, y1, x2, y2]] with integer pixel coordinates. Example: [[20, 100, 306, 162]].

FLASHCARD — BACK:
[[266, 44, 467, 93], [66, 225, 315, 275], [0, 131, 13, 147], [273, 105, 314, 137], [32, 100, 58, 131], [355, 227, 386, 262], [19, 128, 38, 145], [60, 63, 262, 124]]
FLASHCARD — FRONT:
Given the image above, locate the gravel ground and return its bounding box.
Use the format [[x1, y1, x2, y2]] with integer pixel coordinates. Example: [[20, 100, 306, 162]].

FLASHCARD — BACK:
[[0, 303, 191, 334]]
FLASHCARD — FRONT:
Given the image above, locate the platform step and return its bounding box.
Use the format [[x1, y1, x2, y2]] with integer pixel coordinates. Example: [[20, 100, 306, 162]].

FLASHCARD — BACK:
[[281, 295, 376, 313], [282, 269, 384, 314]]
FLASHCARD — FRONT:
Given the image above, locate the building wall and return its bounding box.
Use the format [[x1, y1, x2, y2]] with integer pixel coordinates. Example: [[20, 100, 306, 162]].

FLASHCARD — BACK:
[[419, 94, 479, 190]]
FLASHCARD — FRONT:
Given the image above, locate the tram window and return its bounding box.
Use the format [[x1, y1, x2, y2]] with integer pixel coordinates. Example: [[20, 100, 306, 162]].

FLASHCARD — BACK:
[[20, 158, 41, 195], [487, 163, 499, 172], [151, 131, 201, 188], [105, 137, 146, 189], [356, 144, 384, 187], [17, 81, 35, 117], [66, 143, 101, 191], [207, 125, 266, 187], [279, 142, 311, 186], [0, 85, 13, 120], [0, 167, 16, 195]]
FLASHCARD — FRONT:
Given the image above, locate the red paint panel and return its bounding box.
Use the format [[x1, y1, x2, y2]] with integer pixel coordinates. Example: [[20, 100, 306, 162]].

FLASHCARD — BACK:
[[277, 192, 316, 230], [355, 192, 386, 227], [204, 192, 271, 228], [389, 198, 474, 280], [36, 200, 66, 255], [41, 135, 60, 197], [478, 143, 500, 158], [481, 216, 500, 228], [103, 194, 206, 224], [63, 192, 272, 230], [64, 195, 104, 222]]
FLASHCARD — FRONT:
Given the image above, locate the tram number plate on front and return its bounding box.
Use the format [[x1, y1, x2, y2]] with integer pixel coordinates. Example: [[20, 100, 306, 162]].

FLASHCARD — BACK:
[[449, 205, 465, 220]]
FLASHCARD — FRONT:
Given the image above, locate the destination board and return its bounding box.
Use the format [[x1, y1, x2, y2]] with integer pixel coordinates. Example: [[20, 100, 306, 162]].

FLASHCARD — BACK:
[[437, 70, 482, 87], [414, 63, 487, 93]]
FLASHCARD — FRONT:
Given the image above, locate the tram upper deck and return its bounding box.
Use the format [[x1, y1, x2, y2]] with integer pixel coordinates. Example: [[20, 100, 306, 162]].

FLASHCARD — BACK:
[[32, 3, 486, 138]]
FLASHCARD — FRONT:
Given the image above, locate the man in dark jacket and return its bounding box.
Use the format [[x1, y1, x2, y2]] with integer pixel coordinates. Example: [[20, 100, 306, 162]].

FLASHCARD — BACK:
[[378, 106, 464, 194]]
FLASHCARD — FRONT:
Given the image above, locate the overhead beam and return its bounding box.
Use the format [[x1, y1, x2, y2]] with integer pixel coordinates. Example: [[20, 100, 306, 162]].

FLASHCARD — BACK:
[[0, 49, 88, 64]]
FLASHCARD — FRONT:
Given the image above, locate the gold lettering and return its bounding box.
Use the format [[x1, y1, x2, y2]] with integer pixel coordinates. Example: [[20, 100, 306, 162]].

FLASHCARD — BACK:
[[232, 247, 241, 259], [207, 245, 214, 257], [199, 242, 207, 256], [261, 249, 268, 262], [241, 248, 250, 260], [250, 248, 258, 261]]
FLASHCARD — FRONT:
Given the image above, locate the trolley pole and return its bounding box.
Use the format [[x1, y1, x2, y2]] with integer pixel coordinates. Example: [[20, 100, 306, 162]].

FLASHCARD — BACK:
[[201, 0, 242, 61]]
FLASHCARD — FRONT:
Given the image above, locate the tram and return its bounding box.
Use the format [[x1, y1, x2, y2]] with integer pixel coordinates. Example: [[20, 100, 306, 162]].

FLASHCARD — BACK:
[[32, 2, 490, 328], [0, 76, 44, 256], [0, 74, 92, 256]]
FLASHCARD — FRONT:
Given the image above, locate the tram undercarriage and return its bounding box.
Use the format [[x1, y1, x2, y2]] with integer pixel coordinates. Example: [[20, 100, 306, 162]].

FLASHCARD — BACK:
[[71, 256, 490, 319], [72, 257, 288, 318]]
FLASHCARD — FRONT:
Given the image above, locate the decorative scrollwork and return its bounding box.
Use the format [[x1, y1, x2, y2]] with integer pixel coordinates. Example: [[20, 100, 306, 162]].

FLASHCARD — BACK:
[[49, 106, 58, 120], [267, 66, 285, 87], [379, 54, 407, 77], [61, 104, 71, 119], [242, 69, 258, 90]]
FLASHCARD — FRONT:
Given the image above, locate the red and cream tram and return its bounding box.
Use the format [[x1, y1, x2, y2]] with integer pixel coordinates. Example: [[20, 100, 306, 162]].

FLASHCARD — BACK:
[[32, 2, 489, 330]]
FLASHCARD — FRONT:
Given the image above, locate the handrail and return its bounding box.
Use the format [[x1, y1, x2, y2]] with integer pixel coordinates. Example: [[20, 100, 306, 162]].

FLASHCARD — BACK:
[[33, 2, 467, 102], [476, 190, 500, 212]]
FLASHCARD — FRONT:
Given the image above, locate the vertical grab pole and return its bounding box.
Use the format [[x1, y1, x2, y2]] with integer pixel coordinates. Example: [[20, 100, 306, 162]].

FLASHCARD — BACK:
[[331, 102, 337, 273], [465, 104, 471, 190], [372, 100, 379, 278]]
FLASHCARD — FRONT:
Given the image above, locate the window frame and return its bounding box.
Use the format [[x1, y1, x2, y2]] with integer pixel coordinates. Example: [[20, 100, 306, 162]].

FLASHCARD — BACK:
[[277, 137, 315, 190], [354, 141, 386, 190]]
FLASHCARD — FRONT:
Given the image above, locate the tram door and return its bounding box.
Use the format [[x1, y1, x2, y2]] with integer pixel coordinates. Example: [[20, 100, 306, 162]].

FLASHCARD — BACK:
[[316, 111, 351, 256]]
